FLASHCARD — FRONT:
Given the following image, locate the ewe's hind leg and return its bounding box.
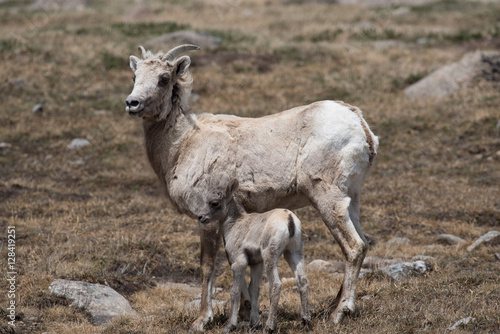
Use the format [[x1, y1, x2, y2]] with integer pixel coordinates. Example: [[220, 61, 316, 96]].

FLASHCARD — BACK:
[[308, 184, 367, 324], [249, 263, 263, 327], [284, 250, 310, 324]]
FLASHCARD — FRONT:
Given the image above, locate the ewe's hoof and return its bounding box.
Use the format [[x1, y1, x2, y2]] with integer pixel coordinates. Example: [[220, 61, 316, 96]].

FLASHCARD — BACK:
[[263, 325, 275, 334], [330, 305, 354, 324], [223, 324, 236, 333]]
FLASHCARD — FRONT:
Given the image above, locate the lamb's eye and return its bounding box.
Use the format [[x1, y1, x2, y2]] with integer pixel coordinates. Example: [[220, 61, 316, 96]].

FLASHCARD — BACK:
[[158, 74, 170, 86], [210, 201, 220, 209], [132, 75, 136, 83]]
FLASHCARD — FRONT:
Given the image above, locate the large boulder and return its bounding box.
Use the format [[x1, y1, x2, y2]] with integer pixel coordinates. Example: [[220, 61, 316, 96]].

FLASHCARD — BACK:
[[49, 279, 135, 325], [405, 51, 500, 98]]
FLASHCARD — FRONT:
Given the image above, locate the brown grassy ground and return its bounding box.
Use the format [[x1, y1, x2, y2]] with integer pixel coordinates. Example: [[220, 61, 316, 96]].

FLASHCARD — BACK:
[[1, 0, 499, 333]]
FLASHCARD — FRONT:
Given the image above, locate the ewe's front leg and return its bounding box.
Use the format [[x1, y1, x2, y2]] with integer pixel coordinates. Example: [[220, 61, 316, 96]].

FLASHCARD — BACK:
[[191, 223, 221, 332]]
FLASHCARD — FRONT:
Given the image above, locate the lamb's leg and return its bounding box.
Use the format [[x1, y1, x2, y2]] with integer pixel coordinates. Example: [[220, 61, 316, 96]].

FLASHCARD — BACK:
[[238, 277, 251, 322], [224, 261, 246, 333], [249, 263, 263, 327], [284, 250, 310, 325], [307, 184, 367, 324], [191, 223, 221, 332], [263, 255, 282, 333]]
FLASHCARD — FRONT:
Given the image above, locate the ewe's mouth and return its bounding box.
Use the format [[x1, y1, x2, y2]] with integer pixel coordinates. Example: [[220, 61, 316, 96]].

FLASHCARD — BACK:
[[126, 107, 144, 118]]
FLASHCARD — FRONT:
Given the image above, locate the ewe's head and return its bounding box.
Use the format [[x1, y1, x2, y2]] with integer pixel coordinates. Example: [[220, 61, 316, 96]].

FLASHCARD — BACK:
[[197, 178, 239, 224], [125, 44, 199, 120]]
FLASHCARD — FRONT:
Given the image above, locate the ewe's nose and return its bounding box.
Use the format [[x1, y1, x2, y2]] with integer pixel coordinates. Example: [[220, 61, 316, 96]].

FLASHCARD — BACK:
[[125, 95, 143, 113]]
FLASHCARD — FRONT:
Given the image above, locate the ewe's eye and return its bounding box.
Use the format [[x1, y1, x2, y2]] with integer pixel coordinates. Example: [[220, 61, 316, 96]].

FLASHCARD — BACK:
[[210, 201, 220, 209], [158, 74, 170, 86]]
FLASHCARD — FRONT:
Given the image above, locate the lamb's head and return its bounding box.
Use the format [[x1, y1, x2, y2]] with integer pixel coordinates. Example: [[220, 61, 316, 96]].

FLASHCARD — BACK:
[[197, 178, 239, 224], [125, 44, 200, 120]]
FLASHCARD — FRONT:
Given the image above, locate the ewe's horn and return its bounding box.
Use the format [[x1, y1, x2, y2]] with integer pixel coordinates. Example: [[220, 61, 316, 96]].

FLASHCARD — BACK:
[[163, 44, 200, 62], [138, 45, 147, 58]]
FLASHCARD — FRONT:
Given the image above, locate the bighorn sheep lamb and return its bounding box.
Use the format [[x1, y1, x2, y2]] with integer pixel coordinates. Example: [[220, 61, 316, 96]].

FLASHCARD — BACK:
[[125, 44, 378, 332], [196, 177, 310, 333]]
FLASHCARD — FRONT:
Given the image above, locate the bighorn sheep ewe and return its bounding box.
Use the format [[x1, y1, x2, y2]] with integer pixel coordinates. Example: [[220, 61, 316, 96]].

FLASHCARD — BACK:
[[196, 178, 310, 333], [125, 44, 378, 331]]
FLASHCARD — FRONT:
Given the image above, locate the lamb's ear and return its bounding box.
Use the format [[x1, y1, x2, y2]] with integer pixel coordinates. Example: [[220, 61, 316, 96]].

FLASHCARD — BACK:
[[175, 56, 191, 76], [130, 55, 140, 72], [226, 178, 239, 197]]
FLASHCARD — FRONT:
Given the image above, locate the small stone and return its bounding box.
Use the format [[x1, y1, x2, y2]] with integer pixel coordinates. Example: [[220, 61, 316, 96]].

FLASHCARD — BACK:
[[446, 317, 476, 331], [436, 234, 466, 245], [467, 231, 500, 252], [49, 279, 135, 325], [380, 261, 432, 281], [361, 294, 374, 300], [306, 259, 344, 273], [32, 103, 43, 113], [0, 142, 12, 149], [386, 237, 410, 246], [67, 138, 91, 150]]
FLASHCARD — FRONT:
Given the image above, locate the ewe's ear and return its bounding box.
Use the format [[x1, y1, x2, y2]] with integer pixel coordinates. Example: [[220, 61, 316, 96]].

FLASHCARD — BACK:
[[130, 55, 140, 72], [226, 178, 239, 197], [175, 56, 191, 76]]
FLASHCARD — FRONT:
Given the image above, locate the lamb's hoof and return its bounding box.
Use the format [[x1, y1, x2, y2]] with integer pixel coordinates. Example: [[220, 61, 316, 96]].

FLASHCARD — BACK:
[[302, 317, 312, 330], [223, 324, 237, 333], [238, 300, 251, 321]]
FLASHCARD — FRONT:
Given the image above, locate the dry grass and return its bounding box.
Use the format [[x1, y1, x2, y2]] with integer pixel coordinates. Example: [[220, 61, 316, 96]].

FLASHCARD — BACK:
[[1, 0, 499, 333]]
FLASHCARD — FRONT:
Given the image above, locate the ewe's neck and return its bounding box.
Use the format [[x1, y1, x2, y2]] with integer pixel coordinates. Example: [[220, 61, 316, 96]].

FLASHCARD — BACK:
[[141, 106, 197, 184]]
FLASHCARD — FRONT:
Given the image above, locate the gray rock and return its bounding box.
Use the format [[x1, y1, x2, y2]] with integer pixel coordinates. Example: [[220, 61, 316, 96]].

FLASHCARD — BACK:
[[306, 259, 344, 273], [0, 142, 12, 149], [49, 279, 135, 325], [446, 317, 475, 331], [405, 51, 500, 98], [494, 253, 500, 261], [467, 231, 500, 252], [32, 103, 43, 113], [436, 234, 466, 246], [386, 237, 410, 246], [145, 30, 222, 50], [67, 138, 91, 150], [380, 260, 432, 281], [362, 256, 404, 269]]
